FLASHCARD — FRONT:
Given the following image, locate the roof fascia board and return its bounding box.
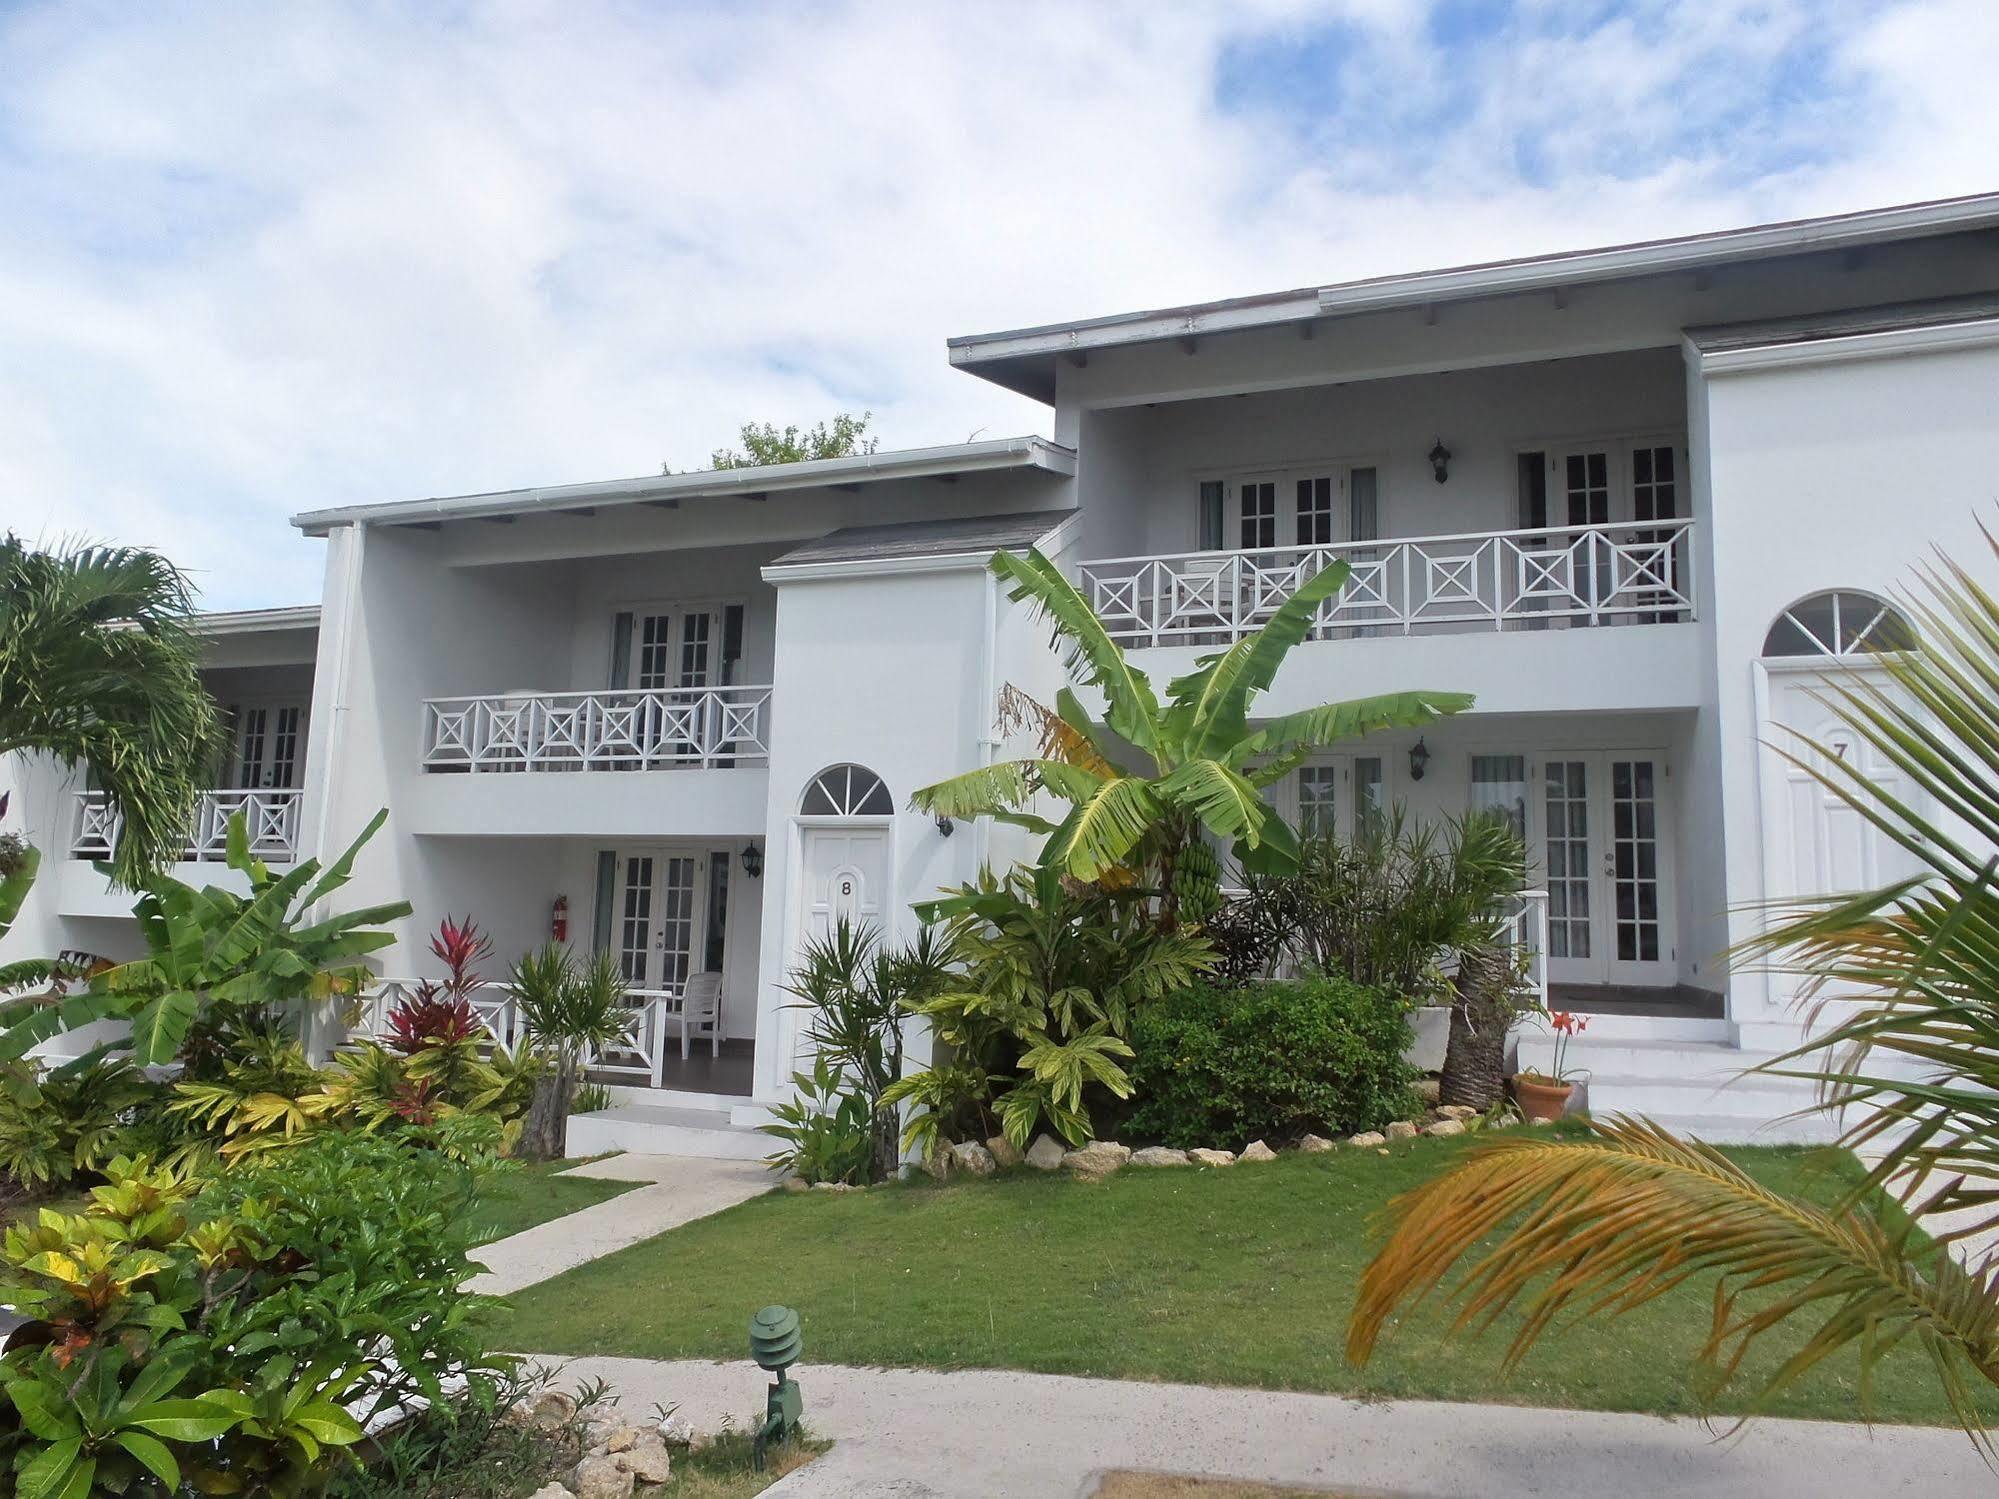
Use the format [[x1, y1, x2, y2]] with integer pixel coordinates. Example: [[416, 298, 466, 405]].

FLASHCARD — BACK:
[[291, 437, 1076, 536], [947, 192, 1999, 371], [1692, 315, 1999, 376], [193, 606, 322, 636]]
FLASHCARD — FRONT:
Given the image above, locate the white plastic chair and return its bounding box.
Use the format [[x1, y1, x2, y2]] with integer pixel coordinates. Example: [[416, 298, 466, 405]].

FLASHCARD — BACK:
[[675, 971, 724, 1060]]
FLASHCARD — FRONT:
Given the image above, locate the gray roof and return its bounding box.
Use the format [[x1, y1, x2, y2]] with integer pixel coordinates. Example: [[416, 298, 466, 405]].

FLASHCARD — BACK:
[[1686, 292, 1999, 352], [767, 509, 1075, 568]]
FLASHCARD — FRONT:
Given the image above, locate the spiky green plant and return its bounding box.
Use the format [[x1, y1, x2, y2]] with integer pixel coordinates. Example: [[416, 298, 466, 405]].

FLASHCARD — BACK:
[[0, 535, 219, 886], [1347, 534, 1999, 1449], [913, 549, 1472, 925]]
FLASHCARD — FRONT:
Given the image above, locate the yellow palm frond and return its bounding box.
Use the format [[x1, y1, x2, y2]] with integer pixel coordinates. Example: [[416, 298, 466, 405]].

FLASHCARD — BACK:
[[1347, 1117, 1999, 1447]]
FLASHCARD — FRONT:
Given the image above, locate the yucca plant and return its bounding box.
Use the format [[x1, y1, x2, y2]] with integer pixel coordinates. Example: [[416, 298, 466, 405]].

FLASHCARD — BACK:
[[914, 549, 1472, 926], [1347, 535, 1999, 1447]]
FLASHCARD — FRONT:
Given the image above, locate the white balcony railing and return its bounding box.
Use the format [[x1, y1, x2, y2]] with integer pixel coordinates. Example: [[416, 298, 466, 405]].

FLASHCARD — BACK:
[[347, 979, 694, 1087], [71, 788, 303, 863], [421, 685, 773, 773], [1079, 519, 1696, 647]]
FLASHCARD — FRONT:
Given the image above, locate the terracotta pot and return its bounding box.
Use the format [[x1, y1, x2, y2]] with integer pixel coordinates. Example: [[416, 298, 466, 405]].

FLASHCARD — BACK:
[[1513, 1075, 1574, 1122]]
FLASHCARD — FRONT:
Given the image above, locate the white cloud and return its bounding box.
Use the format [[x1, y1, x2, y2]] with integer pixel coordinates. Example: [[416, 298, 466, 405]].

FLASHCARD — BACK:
[[0, 0, 1991, 607]]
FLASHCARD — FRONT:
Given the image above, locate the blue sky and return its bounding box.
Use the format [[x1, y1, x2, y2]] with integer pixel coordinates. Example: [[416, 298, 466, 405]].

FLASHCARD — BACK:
[[0, 0, 1991, 609]]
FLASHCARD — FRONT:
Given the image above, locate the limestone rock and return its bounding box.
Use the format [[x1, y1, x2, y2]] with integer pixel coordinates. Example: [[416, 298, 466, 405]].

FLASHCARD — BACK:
[[571, 1453, 635, 1499], [1529, 1116, 1556, 1127], [1438, 1104, 1479, 1121], [528, 1485, 574, 1499], [1423, 1118, 1468, 1138], [986, 1134, 1024, 1169], [921, 1139, 953, 1181], [1238, 1139, 1279, 1163], [781, 1177, 809, 1193], [657, 1413, 694, 1447], [1348, 1131, 1386, 1148], [1297, 1134, 1334, 1153], [528, 1390, 578, 1430], [1187, 1147, 1236, 1167], [1415, 1077, 1442, 1105], [614, 1437, 673, 1485], [810, 1180, 856, 1192], [602, 1425, 640, 1454], [1025, 1133, 1067, 1171], [1062, 1140, 1132, 1179], [1385, 1120, 1418, 1141], [1130, 1146, 1191, 1167], [950, 1140, 997, 1178]]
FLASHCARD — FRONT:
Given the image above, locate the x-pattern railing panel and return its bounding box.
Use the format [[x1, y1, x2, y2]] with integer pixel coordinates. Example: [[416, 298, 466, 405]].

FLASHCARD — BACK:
[[72, 790, 303, 863], [421, 685, 773, 773], [1080, 519, 1695, 646]]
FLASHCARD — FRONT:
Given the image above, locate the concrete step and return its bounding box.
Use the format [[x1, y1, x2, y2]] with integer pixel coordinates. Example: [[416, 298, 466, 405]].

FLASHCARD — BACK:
[[566, 1103, 773, 1163], [1517, 1034, 1841, 1145]]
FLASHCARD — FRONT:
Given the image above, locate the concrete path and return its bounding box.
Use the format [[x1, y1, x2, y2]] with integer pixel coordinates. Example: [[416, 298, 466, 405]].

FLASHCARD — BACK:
[[471, 1154, 772, 1296], [548, 1355, 1992, 1498]]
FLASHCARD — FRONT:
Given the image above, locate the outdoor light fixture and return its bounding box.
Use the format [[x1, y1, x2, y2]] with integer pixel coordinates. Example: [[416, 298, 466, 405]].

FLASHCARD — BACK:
[[1408, 737, 1431, 781], [740, 842, 763, 879], [1428, 438, 1452, 484], [936, 814, 955, 838], [749, 1304, 804, 1470]]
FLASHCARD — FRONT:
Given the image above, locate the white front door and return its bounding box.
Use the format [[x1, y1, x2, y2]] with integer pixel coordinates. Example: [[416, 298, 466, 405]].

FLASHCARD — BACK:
[[1759, 665, 1923, 1008], [794, 825, 889, 1063], [1540, 752, 1674, 986]]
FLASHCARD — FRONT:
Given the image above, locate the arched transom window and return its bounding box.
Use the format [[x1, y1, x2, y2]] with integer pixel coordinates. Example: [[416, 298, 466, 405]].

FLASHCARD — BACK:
[[800, 763, 894, 817], [1761, 590, 1916, 659]]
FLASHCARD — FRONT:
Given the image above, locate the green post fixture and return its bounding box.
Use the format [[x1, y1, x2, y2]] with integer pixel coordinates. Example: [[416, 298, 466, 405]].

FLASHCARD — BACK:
[[749, 1304, 804, 1470]]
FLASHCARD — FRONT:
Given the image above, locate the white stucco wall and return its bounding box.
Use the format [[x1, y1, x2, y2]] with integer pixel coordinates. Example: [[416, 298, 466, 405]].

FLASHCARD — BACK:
[[1698, 326, 1999, 1037]]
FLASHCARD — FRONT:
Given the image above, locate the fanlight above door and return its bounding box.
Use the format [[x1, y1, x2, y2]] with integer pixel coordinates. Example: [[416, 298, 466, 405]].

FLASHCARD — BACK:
[[1762, 590, 1915, 658], [800, 763, 894, 817]]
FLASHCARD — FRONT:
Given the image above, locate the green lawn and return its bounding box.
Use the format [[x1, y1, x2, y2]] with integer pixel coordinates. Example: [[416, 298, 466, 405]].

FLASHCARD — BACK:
[[470, 1157, 640, 1243], [490, 1129, 1993, 1426]]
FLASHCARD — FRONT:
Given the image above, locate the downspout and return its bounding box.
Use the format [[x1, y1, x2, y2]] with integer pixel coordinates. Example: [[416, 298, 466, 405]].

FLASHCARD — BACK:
[[974, 563, 1000, 876]]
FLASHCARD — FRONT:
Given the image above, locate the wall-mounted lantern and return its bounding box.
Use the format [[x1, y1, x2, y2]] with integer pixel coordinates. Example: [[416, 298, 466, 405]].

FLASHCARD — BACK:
[[1408, 737, 1431, 782], [1428, 439, 1452, 484], [741, 841, 763, 879], [935, 815, 955, 838]]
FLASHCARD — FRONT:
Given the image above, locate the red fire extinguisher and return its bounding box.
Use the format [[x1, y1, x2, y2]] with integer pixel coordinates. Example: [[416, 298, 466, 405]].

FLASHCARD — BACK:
[[551, 894, 569, 943]]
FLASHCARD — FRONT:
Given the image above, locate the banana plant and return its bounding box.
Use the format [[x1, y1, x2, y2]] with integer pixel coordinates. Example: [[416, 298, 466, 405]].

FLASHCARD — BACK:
[[914, 549, 1473, 924], [0, 809, 410, 1066], [0, 793, 63, 1005]]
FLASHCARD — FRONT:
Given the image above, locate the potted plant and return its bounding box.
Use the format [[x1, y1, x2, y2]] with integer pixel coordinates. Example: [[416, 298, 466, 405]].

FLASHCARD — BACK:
[[1514, 1010, 1588, 1120]]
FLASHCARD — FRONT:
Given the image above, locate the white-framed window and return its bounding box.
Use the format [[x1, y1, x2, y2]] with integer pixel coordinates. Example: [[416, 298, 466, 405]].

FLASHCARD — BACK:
[[1292, 754, 1389, 840], [1298, 764, 1340, 837], [1515, 435, 1684, 529], [1207, 464, 1384, 553], [609, 600, 747, 691]]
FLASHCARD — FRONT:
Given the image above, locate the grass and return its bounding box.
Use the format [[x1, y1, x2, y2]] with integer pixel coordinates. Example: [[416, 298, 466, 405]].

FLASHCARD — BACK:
[[470, 1156, 641, 1243], [650, 1430, 826, 1497], [489, 1126, 1997, 1427]]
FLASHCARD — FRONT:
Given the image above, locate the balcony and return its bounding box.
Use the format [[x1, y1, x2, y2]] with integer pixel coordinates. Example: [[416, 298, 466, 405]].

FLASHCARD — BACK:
[[1078, 519, 1696, 648], [421, 685, 773, 774], [71, 789, 303, 865]]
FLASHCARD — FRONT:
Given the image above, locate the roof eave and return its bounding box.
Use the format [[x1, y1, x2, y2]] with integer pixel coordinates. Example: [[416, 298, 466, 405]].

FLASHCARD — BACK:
[[290, 436, 1077, 536]]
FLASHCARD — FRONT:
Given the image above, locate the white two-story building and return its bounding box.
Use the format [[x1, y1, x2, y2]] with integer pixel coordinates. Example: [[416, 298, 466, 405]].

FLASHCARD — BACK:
[[7, 192, 1999, 1150]]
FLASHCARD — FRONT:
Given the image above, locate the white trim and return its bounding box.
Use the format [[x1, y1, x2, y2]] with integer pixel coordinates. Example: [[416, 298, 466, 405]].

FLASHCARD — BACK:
[[194, 606, 321, 636], [291, 437, 1077, 535], [1694, 315, 1999, 376]]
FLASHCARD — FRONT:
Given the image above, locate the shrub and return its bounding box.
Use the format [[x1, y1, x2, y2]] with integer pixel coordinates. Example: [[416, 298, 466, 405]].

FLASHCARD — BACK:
[[0, 1052, 161, 1192], [1124, 978, 1417, 1147], [0, 1135, 513, 1497]]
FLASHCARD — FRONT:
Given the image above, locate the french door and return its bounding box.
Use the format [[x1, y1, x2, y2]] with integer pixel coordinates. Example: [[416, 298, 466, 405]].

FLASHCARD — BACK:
[[1539, 752, 1673, 986], [613, 602, 747, 760], [1213, 467, 1380, 552], [1291, 755, 1389, 842], [228, 702, 306, 789], [608, 846, 733, 999]]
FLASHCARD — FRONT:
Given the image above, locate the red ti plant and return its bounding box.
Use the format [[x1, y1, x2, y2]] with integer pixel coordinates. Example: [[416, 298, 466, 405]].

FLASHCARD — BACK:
[[383, 916, 494, 1056]]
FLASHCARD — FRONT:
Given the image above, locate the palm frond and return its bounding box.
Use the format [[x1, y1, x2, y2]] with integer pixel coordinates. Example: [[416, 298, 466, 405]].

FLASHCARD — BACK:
[[0, 535, 219, 887], [1230, 691, 1475, 774], [990, 548, 1161, 753], [1348, 1117, 1999, 1446], [1043, 776, 1160, 881]]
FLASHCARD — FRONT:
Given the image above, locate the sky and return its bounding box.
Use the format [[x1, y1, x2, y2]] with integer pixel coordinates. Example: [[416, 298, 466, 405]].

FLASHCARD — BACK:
[[2, 0, 1994, 610]]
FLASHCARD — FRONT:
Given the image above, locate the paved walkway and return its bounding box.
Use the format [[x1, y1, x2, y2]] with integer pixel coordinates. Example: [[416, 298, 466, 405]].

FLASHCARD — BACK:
[[470, 1154, 771, 1296], [547, 1355, 1992, 1498]]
